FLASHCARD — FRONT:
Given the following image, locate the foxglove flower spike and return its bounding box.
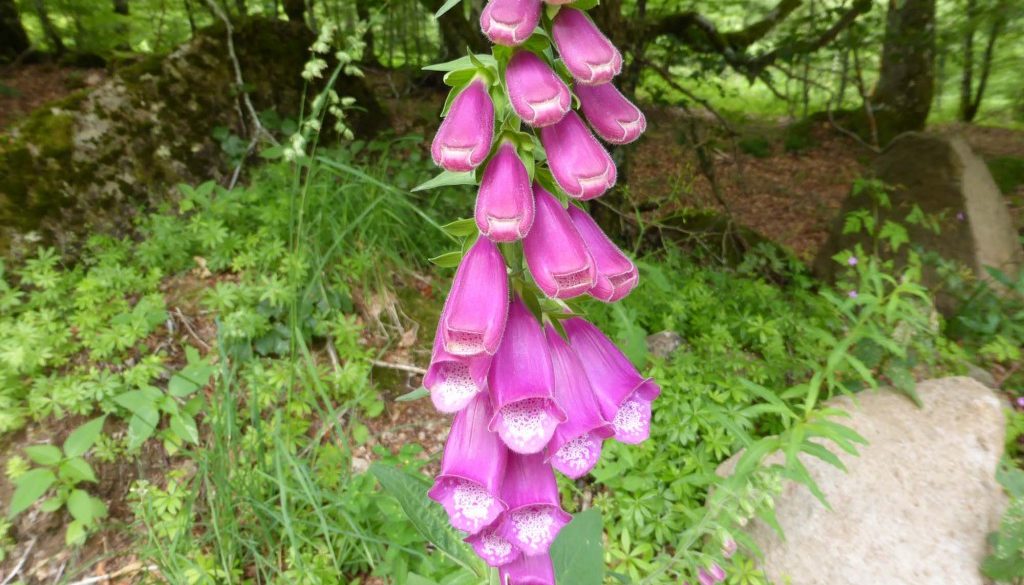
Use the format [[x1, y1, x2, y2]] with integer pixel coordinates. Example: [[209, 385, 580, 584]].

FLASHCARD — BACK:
[[498, 453, 571, 556], [540, 112, 616, 200], [523, 186, 597, 299], [566, 205, 638, 302], [488, 296, 566, 454], [439, 237, 509, 357], [476, 142, 535, 242], [429, 394, 509, 533], [431, 78, 495, 172], [505, 51, 571, 127]]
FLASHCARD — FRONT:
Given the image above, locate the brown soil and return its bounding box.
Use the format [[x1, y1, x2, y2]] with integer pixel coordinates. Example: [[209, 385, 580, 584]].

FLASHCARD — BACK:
[[0, 63, 106, 129]]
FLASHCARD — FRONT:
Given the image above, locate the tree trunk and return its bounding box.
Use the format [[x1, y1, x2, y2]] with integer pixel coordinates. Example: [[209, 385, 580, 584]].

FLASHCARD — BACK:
[[420, 0, 487, 58], [0, 0, 29, 62], [283, 0, 303, 22], [961, 4, 1005, 122], [355, 0, 379, 66], [33, 0, 65, 54], [959, 0, 977, 121], [868, 0, 937, 144]]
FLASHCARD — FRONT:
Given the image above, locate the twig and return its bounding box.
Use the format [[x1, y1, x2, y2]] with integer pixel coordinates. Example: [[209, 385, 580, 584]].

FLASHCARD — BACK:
[[64, 562, 157, 585], [173, 307, 212, 350], [325, 336, 342, 372], [202, 0, 277, 146], [369, 359, 427, 376], [638, 58, 737, 136], [0, 538, 36, 585]]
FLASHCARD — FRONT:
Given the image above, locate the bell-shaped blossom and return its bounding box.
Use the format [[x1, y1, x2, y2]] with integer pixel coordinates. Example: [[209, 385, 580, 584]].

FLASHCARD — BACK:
[[498, 453, 571, 556], [576, 82, 646, 144], [439, 237, 509, 357], [551, 8, 621, 85], [564, 318, 660, 444], [481, 0, 541, 47], [429, 394, 509, 533], [540, 112, 616, 200], [544, 325, 614, 479], [488, 296, 566, 453], [424, 317, 492, 413], [566, 205, 638, 302], [466, 525, 521, 567], [475, 142, 535, 242], [523, 186, 596, 299], [499, 552, 556, 584], [505, 51, 571, 127], [432, 78, 495, 172]]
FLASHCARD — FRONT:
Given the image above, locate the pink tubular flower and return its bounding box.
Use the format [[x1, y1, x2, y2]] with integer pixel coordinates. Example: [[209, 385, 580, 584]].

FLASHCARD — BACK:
[[722, 538, 738, 558], [499, 552, 556, 584], [698, 570, 716, 585], [523, 186, 597, 299], [476, 142, 535, 242], [431, 78, 495, 172], [544, 325, 614, 479], [488, 296, 567, 454], [576, 83, 646, 144], [505, 51, 571, 127], [709, 563, 727, 582], [424, 319, 492, 413], [498, 453, 571, 556], [466, 525, 521, 567], [439, 237, 509, 357], [551, 8, 622, 85], [428, 394, 509, 534], [564, 318, 660, 444], [481, 0, 542, 46], [540, 112, 616, 200], [566, 205, 638, 302]]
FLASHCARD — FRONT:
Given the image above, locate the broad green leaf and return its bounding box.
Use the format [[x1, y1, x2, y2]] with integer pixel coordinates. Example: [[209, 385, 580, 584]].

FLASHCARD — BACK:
[[63, 416, 106, 458], [440, 218, 478, 238], [65, 519, 87, 546], [169, 414, 199, 444], [423, 55, 496, 73], [370, 463, 483, 575], [9, 468, 56, 517], [67, 489, 96, 523], [59, 457, 98, 483], [551, 508, 604, 585], [412, 170, 476, 192], [24, 445, 62, 466], [127, 413, 159, 449], [39, 497, 64, 513], [114, 390, 157, 415]]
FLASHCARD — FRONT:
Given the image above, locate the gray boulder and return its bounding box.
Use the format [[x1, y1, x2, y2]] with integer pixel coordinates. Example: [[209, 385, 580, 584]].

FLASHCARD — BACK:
[[814, 133, 1023, 312], [723, 377, 1007, 585]]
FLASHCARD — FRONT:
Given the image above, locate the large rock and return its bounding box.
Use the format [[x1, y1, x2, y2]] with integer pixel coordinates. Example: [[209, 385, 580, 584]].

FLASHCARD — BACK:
[[725, 377, 1006, 585], [0, 19, 384, 256], [814, 133, 1024, 311]]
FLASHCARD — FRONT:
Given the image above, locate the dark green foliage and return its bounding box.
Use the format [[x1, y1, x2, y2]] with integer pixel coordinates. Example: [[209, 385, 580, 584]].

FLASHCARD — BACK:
[[987, 155, 1024, 194], [738, 135, 773, 158]]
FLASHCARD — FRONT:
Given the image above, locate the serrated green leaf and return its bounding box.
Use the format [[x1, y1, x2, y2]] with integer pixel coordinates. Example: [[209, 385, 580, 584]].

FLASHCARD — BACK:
[[9, 469, 56, 517], [24, 445, 62, 466], [63, 416, 106, 458], [370, 463, 483, 576]]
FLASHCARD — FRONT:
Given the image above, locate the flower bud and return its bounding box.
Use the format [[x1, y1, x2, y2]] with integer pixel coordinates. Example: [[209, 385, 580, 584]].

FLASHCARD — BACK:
[[576, 82, 646, 144], [566, 205, 638, 302], [506, 51, 571, 127], [523, 186, 597, 299], [551, 8, 622, 85], [481, 0, 542, 46], [431, 79, 495, 172], [475, 142, 535, 242], [540, 112, 616, 200]]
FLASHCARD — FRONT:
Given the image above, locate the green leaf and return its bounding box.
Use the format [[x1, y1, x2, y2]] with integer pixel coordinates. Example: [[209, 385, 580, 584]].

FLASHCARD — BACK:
[[433, 0, 462, 18], [65, 519, 87, 546], [67, 489, 96, 523], [396, 387, 430, 402], [24, 445, 63, 466], [63, 416, 106, 458], [114, 390, 158, 415], [9, 469, 56, 517], [440, 218, 479, 238], [423, 55, 497, 72], [412, 170, 476, 192], [551, 508, 604, 585], [407, 575, 441, 585], [429, 251, 464, 268], [59, 457, 98, 484], [169, 414, 199, 444], [39, 497, 64, 513], [127, 413, 159, 449], [370, 463, 483, 576], [571, 0, 600, 10]]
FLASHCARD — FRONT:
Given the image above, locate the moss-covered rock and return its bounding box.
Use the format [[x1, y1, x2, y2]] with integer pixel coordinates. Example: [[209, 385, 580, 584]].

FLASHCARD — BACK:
[[0, 19, 386, 256]]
